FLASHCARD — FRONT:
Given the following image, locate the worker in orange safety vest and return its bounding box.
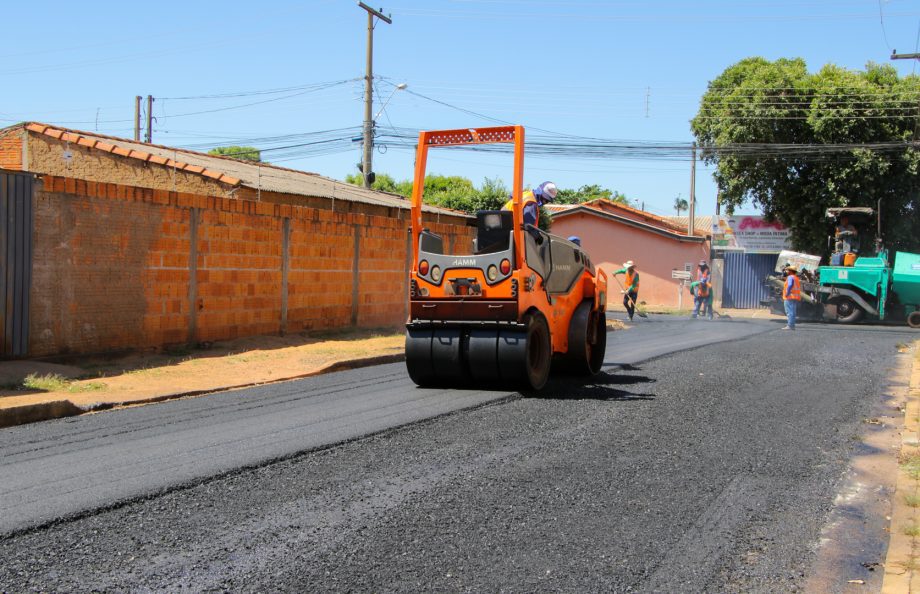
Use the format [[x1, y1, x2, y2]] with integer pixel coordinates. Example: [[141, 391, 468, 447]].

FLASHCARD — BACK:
[[782, 264, 802, 330], [613, 260, 640, 321], [691, 260, 713, 320]]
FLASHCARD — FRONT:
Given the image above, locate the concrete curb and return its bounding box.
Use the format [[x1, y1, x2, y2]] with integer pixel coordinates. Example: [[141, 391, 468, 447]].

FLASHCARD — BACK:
[[0, 400, 83, 429], [882, 341, 920, 593], [0, 353, 406, 430]]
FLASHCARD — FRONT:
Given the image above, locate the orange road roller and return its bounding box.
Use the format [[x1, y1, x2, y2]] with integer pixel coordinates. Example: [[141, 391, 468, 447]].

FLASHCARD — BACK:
[[405, 126, 608, 390]]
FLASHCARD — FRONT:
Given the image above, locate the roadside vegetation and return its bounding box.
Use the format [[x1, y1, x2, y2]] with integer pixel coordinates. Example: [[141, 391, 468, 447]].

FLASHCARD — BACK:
[[344, 173, 630, 232], [21, 373, 106, 393], [691, 58, 920, 257]]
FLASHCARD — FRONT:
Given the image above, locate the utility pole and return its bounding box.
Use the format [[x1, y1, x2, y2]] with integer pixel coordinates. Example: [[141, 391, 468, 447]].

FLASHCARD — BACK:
[[134, 96, 142, 141], [358, 2, 392, 188], [688, 142, 697, 236], [144, 95, 154, 143]]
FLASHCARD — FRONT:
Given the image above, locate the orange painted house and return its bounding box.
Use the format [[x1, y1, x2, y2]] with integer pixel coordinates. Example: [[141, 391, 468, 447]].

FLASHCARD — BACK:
[[547, 200, 709, 309]]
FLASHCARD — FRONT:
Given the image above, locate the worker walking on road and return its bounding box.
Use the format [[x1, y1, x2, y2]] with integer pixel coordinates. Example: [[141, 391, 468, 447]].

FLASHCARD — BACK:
[[782, 264, 801, 330], [691, 260, 713, 320], [502, 181, 557, 227], [613, 260, 640, 321]]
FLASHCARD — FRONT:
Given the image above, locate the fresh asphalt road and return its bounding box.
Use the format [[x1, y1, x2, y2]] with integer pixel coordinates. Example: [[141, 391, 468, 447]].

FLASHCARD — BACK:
[[0, 315, 769, 536], [0, 316, 915, 591]]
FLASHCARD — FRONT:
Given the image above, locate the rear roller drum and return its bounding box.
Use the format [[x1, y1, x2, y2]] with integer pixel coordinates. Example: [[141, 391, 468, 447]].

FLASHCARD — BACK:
[[562, 300, 607, 375], [498, 313, 551, 390]]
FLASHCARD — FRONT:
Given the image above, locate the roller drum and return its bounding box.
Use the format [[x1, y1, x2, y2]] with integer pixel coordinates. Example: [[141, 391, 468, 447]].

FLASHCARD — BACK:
[[562, 301, 607, 375], [431, 328, 467, 384], [498, 314, 551, 390], [466, 329, 502, 382], [405, 327, 436, 386]]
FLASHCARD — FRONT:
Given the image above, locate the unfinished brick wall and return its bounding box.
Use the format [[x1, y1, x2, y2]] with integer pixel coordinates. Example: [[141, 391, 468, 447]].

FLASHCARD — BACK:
[[28, 175, 473, 357], [0, 129, 23, 171], [26, 134, 233, 199]]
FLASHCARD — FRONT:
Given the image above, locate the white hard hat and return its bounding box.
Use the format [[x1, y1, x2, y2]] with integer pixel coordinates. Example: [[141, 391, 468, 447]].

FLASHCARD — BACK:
[[542, 182, 558, 200]]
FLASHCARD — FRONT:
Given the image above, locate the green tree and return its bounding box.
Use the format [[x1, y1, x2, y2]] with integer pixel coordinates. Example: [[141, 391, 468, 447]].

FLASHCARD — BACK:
[[691, 57, 920, 255], [555, 184, 629, 205], [674, 196, 689, 215], [344, 173, 404, 194], [344, 173, 633, 233], [207, 146, 262, 162]]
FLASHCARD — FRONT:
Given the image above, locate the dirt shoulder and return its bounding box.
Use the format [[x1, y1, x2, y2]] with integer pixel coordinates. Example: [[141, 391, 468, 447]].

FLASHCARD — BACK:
[[882, 340, 920, 592], [0, 328, 406, 427]]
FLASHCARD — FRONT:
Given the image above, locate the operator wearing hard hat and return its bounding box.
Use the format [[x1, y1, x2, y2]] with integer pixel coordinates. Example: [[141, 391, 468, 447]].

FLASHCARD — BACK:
[[502, 181, 558, 227]]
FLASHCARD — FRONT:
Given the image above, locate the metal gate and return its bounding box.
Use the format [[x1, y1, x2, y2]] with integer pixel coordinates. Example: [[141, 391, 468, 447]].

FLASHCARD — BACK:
[[0, 171, 33, 357], [721, 252, 776, 309]]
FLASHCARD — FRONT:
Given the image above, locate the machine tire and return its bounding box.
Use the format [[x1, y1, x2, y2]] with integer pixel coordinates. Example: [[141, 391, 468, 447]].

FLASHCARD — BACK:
[[830, 296, 864, 324], [561, 300, 607, 375], [498, 312, 551, 390], [908, 311, 920, 329]]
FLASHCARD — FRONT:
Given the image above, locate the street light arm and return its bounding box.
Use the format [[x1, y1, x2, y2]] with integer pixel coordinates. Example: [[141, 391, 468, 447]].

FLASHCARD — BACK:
[[374, 83, 407, 120]]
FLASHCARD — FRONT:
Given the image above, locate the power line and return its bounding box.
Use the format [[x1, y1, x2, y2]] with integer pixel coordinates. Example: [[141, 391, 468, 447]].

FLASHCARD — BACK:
[[159, 78, 361, 101]]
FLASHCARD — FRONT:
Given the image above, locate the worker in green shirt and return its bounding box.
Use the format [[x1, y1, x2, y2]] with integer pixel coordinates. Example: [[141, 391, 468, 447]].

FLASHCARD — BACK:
[[613, 260, 640, 321]]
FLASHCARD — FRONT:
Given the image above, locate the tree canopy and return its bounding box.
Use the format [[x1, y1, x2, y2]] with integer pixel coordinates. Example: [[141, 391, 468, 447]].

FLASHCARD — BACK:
[[691, 58, 920, 255], [207, 146, 262, 162], [674, 196, 689, 215], [554, 184, 629, 205], [344, 174, 628, 233]]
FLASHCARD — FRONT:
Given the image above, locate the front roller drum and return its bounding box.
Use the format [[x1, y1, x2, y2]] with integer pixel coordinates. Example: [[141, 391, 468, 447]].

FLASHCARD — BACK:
[[405, 327, 436, 386], [406, 327, 467, 387], [407, 316, 550, 390], [466, 329, 502, 382]]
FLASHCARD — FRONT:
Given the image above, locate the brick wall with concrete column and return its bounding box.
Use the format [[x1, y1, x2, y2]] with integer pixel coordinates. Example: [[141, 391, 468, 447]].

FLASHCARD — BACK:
[[28, 175, 473, 357]]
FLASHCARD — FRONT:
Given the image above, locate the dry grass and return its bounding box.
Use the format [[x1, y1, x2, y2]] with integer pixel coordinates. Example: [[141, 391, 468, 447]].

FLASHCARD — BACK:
[[22, 373, 106, 393]]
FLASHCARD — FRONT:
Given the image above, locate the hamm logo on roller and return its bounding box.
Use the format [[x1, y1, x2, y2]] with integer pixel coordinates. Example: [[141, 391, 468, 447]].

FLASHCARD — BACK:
[[451, 258, 478, 266]]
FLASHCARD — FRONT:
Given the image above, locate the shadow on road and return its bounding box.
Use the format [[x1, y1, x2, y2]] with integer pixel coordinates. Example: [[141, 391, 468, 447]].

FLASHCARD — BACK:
[[535, 370, 656, 402]]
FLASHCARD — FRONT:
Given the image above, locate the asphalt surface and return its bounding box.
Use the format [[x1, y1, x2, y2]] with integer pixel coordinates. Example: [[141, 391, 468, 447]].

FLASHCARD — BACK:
[[0, 316, 915, 592]]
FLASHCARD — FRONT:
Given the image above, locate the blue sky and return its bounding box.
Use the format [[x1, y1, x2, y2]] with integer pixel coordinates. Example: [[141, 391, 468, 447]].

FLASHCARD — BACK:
[[2, 0, 919, 218]]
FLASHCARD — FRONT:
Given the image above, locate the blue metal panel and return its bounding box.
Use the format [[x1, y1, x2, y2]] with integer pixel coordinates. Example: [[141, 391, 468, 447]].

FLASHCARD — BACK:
[[0, 170, 33, 357], [721, 252, 776, 309]]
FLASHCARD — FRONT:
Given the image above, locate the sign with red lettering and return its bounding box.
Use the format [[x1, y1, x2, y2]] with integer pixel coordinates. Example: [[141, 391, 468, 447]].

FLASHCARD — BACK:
[[711, 215, 791, 253]]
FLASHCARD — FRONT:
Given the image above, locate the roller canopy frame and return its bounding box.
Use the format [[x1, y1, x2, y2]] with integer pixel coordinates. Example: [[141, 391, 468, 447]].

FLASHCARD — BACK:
[[410, 126, 526, 271]]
